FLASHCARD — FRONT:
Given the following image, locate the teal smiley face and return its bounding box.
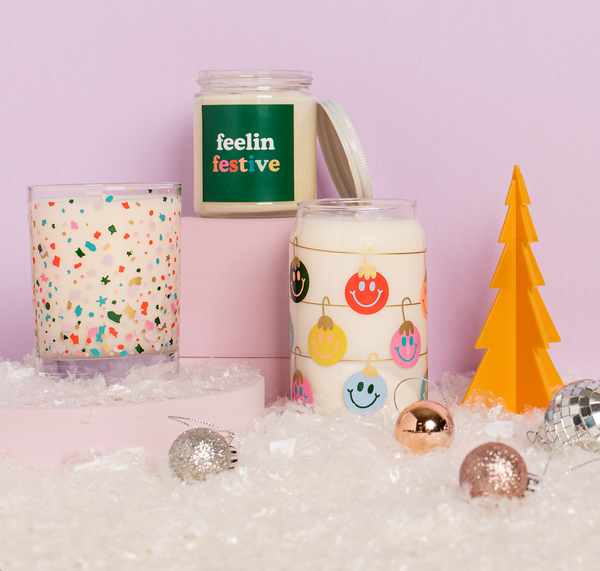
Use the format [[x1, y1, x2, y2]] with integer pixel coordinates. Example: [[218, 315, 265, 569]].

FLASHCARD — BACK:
[[343, 372, 388, 415]]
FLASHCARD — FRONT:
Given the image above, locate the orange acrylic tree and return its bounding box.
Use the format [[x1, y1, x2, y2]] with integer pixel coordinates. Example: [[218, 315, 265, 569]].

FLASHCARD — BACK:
[[463, 166, 563, 413]]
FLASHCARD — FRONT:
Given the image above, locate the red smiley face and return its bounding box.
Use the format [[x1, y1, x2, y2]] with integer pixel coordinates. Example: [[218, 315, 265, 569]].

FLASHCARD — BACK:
[[345, 272, 389, 315]]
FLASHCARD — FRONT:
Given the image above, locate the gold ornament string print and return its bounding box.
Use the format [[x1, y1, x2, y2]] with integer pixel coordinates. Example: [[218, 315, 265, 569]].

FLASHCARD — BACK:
[[292, 347, 428, 363], [290, 240, 426, 257]]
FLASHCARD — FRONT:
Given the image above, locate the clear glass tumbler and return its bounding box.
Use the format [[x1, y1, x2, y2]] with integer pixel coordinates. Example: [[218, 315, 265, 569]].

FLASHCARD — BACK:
[[289, 198, 428, 414], [28, 183, 181, 381]]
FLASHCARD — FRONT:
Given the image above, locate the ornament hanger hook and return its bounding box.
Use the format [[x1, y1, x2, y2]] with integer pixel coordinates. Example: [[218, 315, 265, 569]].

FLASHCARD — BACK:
[[168, 416, 242, 445], [393, 377, 448, 412], [401, 297, 411, 322], [565, 457, 600, 475], [527, 430, 548, 446], [367, 352, 379, 367], [363, 244, 373, 264], [362, 352, 380, 378], [321, 296, 331, 316], [293, 237, 299, 258]]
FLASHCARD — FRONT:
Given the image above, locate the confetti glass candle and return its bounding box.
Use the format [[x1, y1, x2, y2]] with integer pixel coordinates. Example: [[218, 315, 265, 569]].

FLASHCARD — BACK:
[[289, 199, 428, 414], [28, 183, 181, 380]]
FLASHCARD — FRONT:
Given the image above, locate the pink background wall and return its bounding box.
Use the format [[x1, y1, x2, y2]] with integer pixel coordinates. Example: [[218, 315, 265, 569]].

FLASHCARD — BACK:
[[2, 1, 600, 380]]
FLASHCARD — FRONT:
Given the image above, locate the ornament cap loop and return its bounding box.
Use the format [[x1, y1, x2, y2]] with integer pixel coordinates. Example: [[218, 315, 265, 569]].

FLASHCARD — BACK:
[[168, 416, 242, 445], [400, 296, 412, 322], [362, 352, 380, 378], [393, 377, 448, 412], [526, 472, 542, 492]]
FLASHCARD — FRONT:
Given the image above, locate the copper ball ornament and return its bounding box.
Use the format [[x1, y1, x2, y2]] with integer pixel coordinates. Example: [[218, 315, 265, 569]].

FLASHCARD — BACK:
[[459, 442, 528, 499], [395, 401, 455, 454]]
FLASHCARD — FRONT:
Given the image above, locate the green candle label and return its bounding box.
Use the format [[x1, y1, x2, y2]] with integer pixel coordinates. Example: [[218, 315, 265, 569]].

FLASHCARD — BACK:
[[202, 104, 294, 203]]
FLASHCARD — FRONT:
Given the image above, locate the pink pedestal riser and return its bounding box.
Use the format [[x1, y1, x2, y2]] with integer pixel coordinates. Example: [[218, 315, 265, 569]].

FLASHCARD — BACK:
[[180, 217, 295, 402], [0, 217, 294, 465], [0, 372, 264, 466]]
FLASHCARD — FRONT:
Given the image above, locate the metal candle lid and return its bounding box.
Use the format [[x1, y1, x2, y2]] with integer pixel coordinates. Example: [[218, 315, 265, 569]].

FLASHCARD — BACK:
[[317, 100, 373, 199]]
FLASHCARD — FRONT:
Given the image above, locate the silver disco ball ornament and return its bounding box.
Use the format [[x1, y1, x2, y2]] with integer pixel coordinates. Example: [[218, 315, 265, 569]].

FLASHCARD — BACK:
[[541, 379, 600, 453], [169, 427, 236, 482]]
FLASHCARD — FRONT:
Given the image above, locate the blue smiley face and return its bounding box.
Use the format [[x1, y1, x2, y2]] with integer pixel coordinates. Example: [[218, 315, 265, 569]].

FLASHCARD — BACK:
[[343, 372, 388, 415]]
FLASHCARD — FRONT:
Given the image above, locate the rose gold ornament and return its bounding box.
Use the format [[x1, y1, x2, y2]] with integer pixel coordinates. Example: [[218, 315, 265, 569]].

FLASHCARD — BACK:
[[393, 377, 455, 454], [395, 401, 455, 454], [459, 442, 528, 498]]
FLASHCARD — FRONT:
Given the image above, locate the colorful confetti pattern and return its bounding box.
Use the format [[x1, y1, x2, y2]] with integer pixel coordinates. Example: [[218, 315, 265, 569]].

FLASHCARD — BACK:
[[29, 187, 181, 361]]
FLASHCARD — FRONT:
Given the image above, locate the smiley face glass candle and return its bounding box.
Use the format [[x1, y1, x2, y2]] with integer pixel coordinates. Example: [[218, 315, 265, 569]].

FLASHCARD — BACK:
[[289, 199, 428, 414], [28, 183, 181, 379]]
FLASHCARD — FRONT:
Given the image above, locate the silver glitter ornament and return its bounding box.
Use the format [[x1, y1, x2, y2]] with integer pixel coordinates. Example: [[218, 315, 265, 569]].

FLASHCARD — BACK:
[[541, 379, 600, 453], [169, 427, 236, 482]]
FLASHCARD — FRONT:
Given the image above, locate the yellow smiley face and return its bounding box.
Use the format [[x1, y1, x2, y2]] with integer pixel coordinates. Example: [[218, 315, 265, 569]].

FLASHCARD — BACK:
[[308, 322, 347, 366]]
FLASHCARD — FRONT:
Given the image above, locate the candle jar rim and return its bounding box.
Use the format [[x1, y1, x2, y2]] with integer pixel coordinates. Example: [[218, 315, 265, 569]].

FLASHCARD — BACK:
[[297, 198, 417, 212], [197, 69, 312, 89], [28, 183, 182, 200]]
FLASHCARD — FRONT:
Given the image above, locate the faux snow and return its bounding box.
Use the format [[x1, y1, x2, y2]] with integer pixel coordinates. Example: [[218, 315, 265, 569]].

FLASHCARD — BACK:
[[0, 364, 599, 570], [0, 356, 259, 408]]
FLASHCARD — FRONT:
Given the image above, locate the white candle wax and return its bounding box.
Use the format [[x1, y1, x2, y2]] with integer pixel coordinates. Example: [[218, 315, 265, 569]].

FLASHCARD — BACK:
[[290, 205, 427, 414], [29, 187, 181, 365]]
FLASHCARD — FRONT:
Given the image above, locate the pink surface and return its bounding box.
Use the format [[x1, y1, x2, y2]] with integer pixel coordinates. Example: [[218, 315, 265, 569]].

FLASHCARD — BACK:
[[2, 1, 600, 381], [179, 218, 293, 402], [179, 218, 294, 360], [0, 368, 264, 466]]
